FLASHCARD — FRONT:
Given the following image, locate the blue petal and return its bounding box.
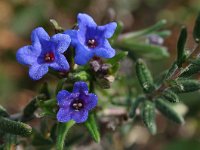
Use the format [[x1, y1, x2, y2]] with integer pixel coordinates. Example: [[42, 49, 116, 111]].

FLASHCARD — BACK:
[[74, 45, 93, 65], [16, 46, 38, 65], [31, 27, 50, 49], [64, 30, 78, 46], [94, 40, 115, 58], [85, 94, 98, 110], [29, 64, 49, 80], [40, 40, 56, 55], [73, 81, 89, 93], [57, 108, 72, 123], [49, 54, 70, 71], [71, 109, 88, 123], [51, 33, 71, 53], [57, 90, 72, 107], [98, 22, 117, 38], [77, 13, 96, 30]]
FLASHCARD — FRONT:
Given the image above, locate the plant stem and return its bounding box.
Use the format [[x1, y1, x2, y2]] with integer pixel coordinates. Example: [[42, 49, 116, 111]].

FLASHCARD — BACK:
[[148, 43, 200, 99]]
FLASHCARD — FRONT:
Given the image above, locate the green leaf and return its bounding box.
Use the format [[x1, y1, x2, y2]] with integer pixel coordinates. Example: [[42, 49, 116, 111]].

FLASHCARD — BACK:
[[0, 105, 9, 117], [56, 121, 75, 150], [164, 62, 178, 80], [110, 21, 123, 42], [177, 27, 187, 67], [55, 78, 68, 95], [4, 134, 17, 150], [107, 51, 128, 64], [129, 96, 145, 119], [115, 41, 169, 59], [84, 113, 100, 143], [136, 59, 155, 93], [141, 101, 157, 135], [39, 82, 50, 99], [31, 129, 53, 146], [193, 12, 200, 42], [171, 79, 200, 93], [155, 98, 184, 124], [22, 95, 45, 121], [180, 59, 200, 77], [0, 117, 32, 137], [161, 90, 179, 103], [50, 19, 64, 33], [110, 62, 120, 74], [69, 71, 90, 82], [121, 19, 167, 39], [154, 30, 171, 38]]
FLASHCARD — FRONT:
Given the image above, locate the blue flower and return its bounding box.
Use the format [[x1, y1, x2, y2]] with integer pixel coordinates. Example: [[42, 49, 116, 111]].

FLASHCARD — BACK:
[[56, 81, 98, 123], [64, 13, 117, 65], [16, 27, 71, 80]]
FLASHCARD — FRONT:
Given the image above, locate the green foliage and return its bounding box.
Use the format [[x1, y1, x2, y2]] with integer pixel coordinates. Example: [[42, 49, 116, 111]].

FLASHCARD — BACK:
[[122, 19, 167, 39], [50, 19, 64, 33], [84, 113, 100, 143], [0, 105, 9, 117], [193, 12, 200, 42], [0, 117, 32, 137], [155, 98, 184, 124], [116, 41, 169, 59], [141, 101, 157, 135], [129, 96, 145, 119], [177, 27, 187, 68], [56, 121, 75, 150], [107, 51, 128, 64], [171, 79, 200, 93], [180, 59, 200, 77], [136, 59, 155, 93], [22, 95, 46, 121], [161, 90, 180, 103]]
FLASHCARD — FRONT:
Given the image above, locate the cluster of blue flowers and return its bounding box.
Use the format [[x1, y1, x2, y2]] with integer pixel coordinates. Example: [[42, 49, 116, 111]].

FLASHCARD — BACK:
[[16, 13, 117, 123]]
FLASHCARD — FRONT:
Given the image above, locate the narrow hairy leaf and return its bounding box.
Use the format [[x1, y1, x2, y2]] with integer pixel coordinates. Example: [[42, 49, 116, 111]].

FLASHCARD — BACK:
[[4, 134, 17, 150], [193, 12, 200, 42], [180, 59, 200, 77], [162, 90, 179, 103], [129, 96, 145, 118], [56, 121, 75, 150], [0, 105, 9, 117], [55, 78, 68, 95], [141, 101, 157, 135], [116, 41, 169, 59], [164, 62, 178, 80], [84, 113, 100, 143], [171, 79, 200, 93], [136, 59, 155, 93], [107, 51, 128, 64], [122, 19, 167, 39], [22, 95, 45, 121], [177, 27, 187, 67], [155, 98, 184, 124], [39, 82, 50, 99], [50, 19, 64, 33], [0, 117, 32, 137], [110, 21, 123, 42], [154, 30, 171, 38]]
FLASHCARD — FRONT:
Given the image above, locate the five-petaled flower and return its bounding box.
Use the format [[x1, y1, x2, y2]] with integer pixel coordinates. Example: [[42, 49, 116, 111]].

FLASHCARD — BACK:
[[64, 13, 117, 65], [16, 27, 71, 80], [56, 81, 98, 123]]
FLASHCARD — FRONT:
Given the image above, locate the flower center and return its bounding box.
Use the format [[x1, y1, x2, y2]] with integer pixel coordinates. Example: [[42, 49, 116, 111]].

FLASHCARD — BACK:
[[87, 39, 97, 48], [71, 100, 84, 111], [44, 52, 55, 62]]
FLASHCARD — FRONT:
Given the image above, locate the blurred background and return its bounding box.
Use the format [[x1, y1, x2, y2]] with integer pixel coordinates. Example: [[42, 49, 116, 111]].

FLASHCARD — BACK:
[[0, 0, 200, 150]]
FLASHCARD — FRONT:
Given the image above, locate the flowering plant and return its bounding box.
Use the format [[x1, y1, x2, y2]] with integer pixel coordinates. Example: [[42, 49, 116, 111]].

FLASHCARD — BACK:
[[1, 11, 200, 150]]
